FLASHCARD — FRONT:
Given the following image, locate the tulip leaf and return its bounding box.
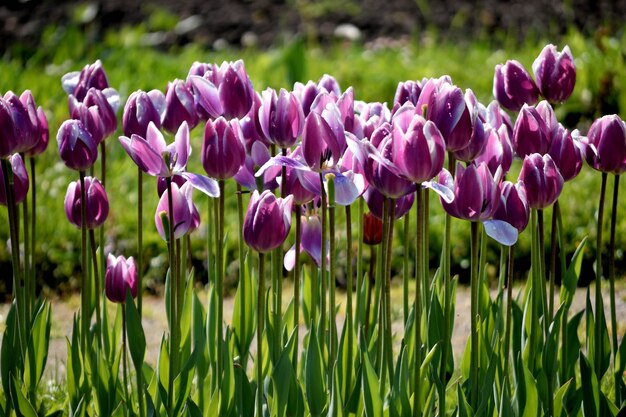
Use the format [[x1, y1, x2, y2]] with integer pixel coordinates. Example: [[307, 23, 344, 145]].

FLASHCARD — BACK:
[[553, 379, 572, 417], [521, 363, 539, 417], [126, 291, 146, 370], [10, 376, 37, 417], [560, 237, 587, 308], [233, 252, 255, 360], [305, 326, 327, 416], [361, 349, 383, 417], [580, 352, 599, 417], [1, 302, 16, 399], [483, 219, 518, 246]]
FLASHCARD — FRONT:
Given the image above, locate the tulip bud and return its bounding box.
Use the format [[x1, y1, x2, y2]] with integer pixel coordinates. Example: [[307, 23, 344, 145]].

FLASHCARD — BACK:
[[518, 153, 564, 209], [123, 90, 163, 138], [26, 107, 49, 157], [512, 104, 551, 158], [392, 115, 445, 183], [532, 44, 576, 103], [363, 212, 383, 245], [243, 190, 293, 253], [105, 254, 138, 303], [64, 176, 109, 229], [363, 187, 414, 220], [475, 125, 513, 176], [318, 74, 342, 96], [62, 60, 110, 101], [548, 124, 583, 181], [493, 181, 530, 232], [84, 88, 118, 138], [215, 60, 255, 119], [365, 129, 414, 199], [258, 88, 305, 148], [154, 182, 194, 241], [0, 154, 29, 205], [493, 60, 539, 112], [293, 80, 320, 117], [162, 80, 199, 134], [70, 100, 106, 144], [57, 119, 98, 171], [4, 92, 38, 154], [583, 115, 626, 175], [394, 80, 422, 107], [302, 111, 342, 172], [202, 117, 245, 180]]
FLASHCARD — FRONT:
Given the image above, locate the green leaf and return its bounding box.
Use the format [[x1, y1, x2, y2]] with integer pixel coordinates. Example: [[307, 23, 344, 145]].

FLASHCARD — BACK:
[[560, 237, 587, 308], [520, 364, 539, 417], [553, 379, 572, 417], [219, 335, 235, 417], [457, 384, 473, 417], [24, 300, 51, 393], [1, 302, 17, 399], [579, 352, 599, 417], [361, 350, 382, 417], [186, 398, 203, 417], [272, 346, 296, 417], [232, 252, 256, 360], [10, 376, 37, 417], [305, 326, 327, 416], [126, 291, 146, 370]]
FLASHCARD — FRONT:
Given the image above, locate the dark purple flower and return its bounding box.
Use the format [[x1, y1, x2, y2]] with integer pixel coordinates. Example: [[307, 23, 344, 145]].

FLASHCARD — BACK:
[[451, 91, 487, 163], [202, 117, 245, 180], [105, 254, 138, 303], [62, 60, 109, 102], [484, 100, 514, 139], [475, 125, 513, 176], [532, 44, 576, 103], [493, 181, 530, 232], [162, 80, 199, 134], [83, 88, 118, 138], [493, 60, 539, 112], [293, 81, 320, 117], [548, 124, 583, 181], [363, 186, 414, 220], [154, 182, 194, 241], [26, 106, 49, 157], [258, 88, 305, 148], [70, 99, 106, 144], [284, 214, 328, 271], [394, 80, 422, 107], [57, 119, 98, 171], [318, 74, 342, 96], [123, 90, 163, 138], [512, 104, 551, 158], [427, 84, 474, 153], [3, 92, 38, 154], [243, 190, 293, 253], [0, 154, 29, 205], [583, 115, 626, 175], [518, 153, 564, 209], [64, 176, 109, 229], [302, 111, 343, 172]]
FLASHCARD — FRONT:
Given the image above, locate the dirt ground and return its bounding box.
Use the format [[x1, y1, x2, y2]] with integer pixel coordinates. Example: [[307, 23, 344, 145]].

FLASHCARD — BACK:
[[1, 280, 625, 380]]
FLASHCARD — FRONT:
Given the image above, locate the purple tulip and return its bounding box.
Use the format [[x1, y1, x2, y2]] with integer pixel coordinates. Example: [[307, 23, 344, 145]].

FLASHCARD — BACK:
[[26, 107, 49, 157], [392, 114, 445, 184], [3, 92, 38, 154], [439, 162, 501, 221], [512, 104, 551, 158], [363, 186, 414, 220], [302, 111, 343, 171], [548, 124, 583, 181], [318, 74, 342, 96], [280, 148, 316, 205], [62, 60, 109, 102], [64, 176, 109, 229], [162, 80, 199, 134], [57, 119, 98, 171], [427, 83, 473, 153], [394, 80, 422, 107], [157, 175, 187, 197], [518, 153, 564, 209], [0, 154, 29, 205], [484, 100, 513, 139], [284, 214, 329, 271], [493, 60, 539, 112], [202, 117, 245, 180], [583, 115, 626, 175], [451, 91, 487, 163], [123, 90, 163, 138], [533, 44, 576, 103], [535, 100, 558, 135], [83, 88, 118, 138], [493, 181, 530, 232], [105, 254, 138, 303], [475, 124, 513, 176], [354, 101, 390, 140], [293, 81, 321, 117], [243, 190, 293, 253], [70, 100, 106, 144], [154, 182, 194, 241], [258, 88, 305, 148]]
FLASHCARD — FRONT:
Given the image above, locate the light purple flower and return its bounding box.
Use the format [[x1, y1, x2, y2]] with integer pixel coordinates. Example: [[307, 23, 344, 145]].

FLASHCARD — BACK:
[[532, 44, 576, 103], [57, 119, 98, 171], [64, 176, 109, 229], [518, 153, 564, 209], [493, 181, 530, 233], [61, 60, 110, 101], [548, 124, 583, 182], [154, 182, 194, 241], [258, 88, 305, 148], [202, 117, 245, 180], [512, 104, 551, 158], [284, 214, 328, 271], [243, 190, 293, 253], [162, 80, 199, 134], [105, 254, 138, 303], [493, 60, 539, 112], [0, 154, 29, 205], [123, 90, 163, 138]]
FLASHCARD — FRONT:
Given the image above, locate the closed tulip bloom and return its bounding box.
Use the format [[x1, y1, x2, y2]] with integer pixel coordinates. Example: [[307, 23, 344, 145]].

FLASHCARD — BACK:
[[302, 111, 343, 171], [512, 104, 551, 158], [427, 83, 473, 152], [83, 88, 118, 138], [493, 60, 539, 112], [105, 254, 138, 303], [362, 211, 384, 245], [535, 100, 558, 135], [123, 90, 163, 137], [518, 153, 564, 209], [475, 125, 513, 176], [485, 100, 513, 138], [318, 74, 342, 96], [394, 80, 422, 107], [533, 44, 576, 103], [64, 176, 109, 229], [0, 98, 18, 158], [452, 94, 487, 163], [202, 117, 245, 180], [154, 182, 194, 241], [27, 107, 49, 157], [243, 190, 293, 253], [0, 154, 29, 205], [162, 80, 199, 134], [4, 92, 38, 154], [213, 60, 255, 120], [365, 127, 415, 199], [548, 124, 583, 181], [392, 114, 445, 184], [583, 115, 626, 174], [363, 186, 414, 220], [70, 100, 106, 145], [493, 181, 530, 232], [57, 119, 98, 171], [62, 60, 109, 101], [281, 160, 316, 205], [292, 81, 320, 117], [439, 162, 501, 221], [258, 88, 305, 148]]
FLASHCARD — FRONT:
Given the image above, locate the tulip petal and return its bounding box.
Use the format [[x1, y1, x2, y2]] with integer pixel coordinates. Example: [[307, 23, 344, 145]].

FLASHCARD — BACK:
[[483, 219, 518, 246], [422, 180, 455, 203], [178, 172, 220, 197], [189, 75, 223, 118]]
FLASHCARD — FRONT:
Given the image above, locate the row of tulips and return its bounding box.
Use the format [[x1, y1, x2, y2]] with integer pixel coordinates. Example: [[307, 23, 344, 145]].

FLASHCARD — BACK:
[[0, 43, 625, 416]]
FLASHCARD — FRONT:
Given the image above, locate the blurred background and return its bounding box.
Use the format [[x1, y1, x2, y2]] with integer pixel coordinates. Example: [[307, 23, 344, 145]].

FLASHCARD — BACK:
[[0, 0, 625, 297]]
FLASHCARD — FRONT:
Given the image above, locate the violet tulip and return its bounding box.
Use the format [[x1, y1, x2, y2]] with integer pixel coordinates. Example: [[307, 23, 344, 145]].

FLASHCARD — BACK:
[[362, 211, 383, 245], [243, 190, 293, 253], [484, 100, 513, 138], [318, 74, 342, 96], [451, 91, 487, 163], [162, 80, 199, 134], [302, 111, 344, 172], [211, 60, 255, 120], [26, 107, 49, 157], [3, 92, 39, 154], [438, 162, 501, 221], [64, 176, 109, 229], [154, 182, 194, 241], [512, 104, 552, 158], [57, 119, 99, 171], [284, 214, 327, 270], [258, 88, 305, 148], [518, 153, 564, 209], [493, 60, 539, 112], [394, 80, 422, 107], [363, 186, 414, 220], [293, 80, 320, 117], [62, 60, 109, 101], [583, 115, 626, 175], [0, 154, 29, 205], [493, 181, 530, 232], [105, 254, 138, 303], [427, 83, 474, 153], [548, 124, 583, 181], [532, 44, 576, 103], [83, 88, 118, 138], [123, 90, 163, 137], [70, 100, 106, 145], [475, 125, 513, 176], [202, 117, 245, 180]]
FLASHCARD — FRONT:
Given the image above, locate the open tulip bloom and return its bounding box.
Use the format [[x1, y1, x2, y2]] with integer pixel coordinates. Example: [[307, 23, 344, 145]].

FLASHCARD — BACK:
[[119, 121, 219, 197], [284, 213, 329, 270]]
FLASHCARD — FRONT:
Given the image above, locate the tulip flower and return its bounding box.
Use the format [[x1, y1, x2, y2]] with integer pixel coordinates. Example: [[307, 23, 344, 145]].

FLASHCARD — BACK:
[[493, 60, 539, 112], [69, 100, 106, 145], [161, 80, 199, 134], [1, 92, 39, 155], [475, 125, 513, 176], [119, 121, 219, 196], [363, 187, 414, 220], [64, 176, 109, 229], [57, 119, 99, 171], [484, 100, 513, 138], [154, 181, 195, 241], [61, 60, 110, 101], [493, 181, 530, 233], [548, 124, 583, 182], [583, 114, 626, 175], [394, 80, 422, 107], [258, 88, 305, 148], [512, 104, 552, 158], [293, 80, 320, 116], [0, 154, 29, 205], [243, 190, 293, 253], [123, 90, 164, 138], [201, 117, 245, 180], [279, 149, 316, 205], [284, 214, 329, 270], [426, 83, 475, 153], [518, 153, 564, 209], [83, 88, 118, 138], [532, 44, 576, 103], [362, 211, 384, 245], [451, 91, 487, 163], [26, 106, 49, 157], [105, 254, 138, 303], [318, 74, 342, 96]]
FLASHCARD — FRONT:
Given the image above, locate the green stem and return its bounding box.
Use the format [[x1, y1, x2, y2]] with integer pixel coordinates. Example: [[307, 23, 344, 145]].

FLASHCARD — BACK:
[[137, 168, 143, 317], [217, 180, 225, 379], [122, 304, 130, 417], [595, 173, 607, 383], [236, 184, 247, 363], [503, 244, 515, 382], [470, 221, 480, 410], [538, 209, 548, 336], [377, 197, 389, 387], [403, 210, 410, 325], [413, 187, 424, 417], [89, 229, 102, 349], [165, 177, 179, 414], [257, 252, 266, 417], [364, 245, 376, 339], [272, 245, 282, 363], [79, 171, 90, 356], [529, 209, 540, 371], [100, 141, 107, 322], [319, 172, 328, 367], [549, 201, 559, 321], [384, 198, 395, 383], [356, 198, 364, 328], [328, 175, 337, 378], [557, 203, 568, 381], [29, 157, 37, 316], [344, 204, 354, 399], [20, 156, 31, 321], [609, 174, 620, 404], [293, 205, 302, 371]]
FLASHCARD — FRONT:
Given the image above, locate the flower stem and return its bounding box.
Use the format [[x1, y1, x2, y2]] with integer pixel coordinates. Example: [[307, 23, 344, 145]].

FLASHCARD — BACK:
[[549, 201, 559, 321], [470, 221, 480, 410], [503, 244, 515, 380], [217, 180, 225, 379], [137, 168, 143, 316], [413, 187, 424, 417], [79, 171, 90, 356], [272, 245, 282, 363], [165, 177, 179, 414], [609, 174, 620, 404], [122, 304, 130, 416], [99, 141, 107, 322], [378, 197, 389, 388], [595, 172, 607, 384], [236, 184, 247, 363], [319, 172, 327, 368], [364, 245, 376, 339], [20, 155, 31, 320], [538, 209, 547, 336], [256, 252, 266, 417], [328, 175, 337, 378], [293, 205, 302, 370], [403, 209, 410, 326], [356, 198, 364, 328], [29, 157, 37, 315], [384, 198, 395, 383], [344, 204, 354, 398], [89, 229, 102, 349]]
